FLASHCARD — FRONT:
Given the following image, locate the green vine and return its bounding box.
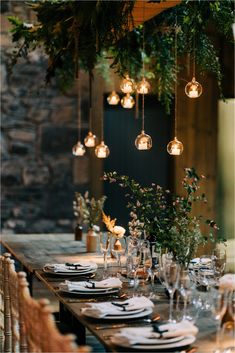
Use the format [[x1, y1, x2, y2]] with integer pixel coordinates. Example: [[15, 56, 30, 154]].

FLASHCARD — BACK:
[[7, 0, 234, 112]]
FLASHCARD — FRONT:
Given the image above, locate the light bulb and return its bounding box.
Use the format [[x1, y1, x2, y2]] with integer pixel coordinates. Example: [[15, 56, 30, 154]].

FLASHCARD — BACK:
[[72, 141, 86, 156], [107, 91, 120, 105], [167, 137, 183, 155], [84, 131, 96, 147], [95, 140, 110, 158], [120, 75, 135, 94], [185, 77, 202, 98], [135, 130, 152, 150], [121, 93, 135, 109], [136, 77, 151, 94]]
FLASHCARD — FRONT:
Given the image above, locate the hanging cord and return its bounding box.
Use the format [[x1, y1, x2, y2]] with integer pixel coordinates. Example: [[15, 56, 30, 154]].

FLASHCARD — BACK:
[[77, 74, 81, 141], [142, 92, 145, 131], [89, 72, 92, 132], [74, 19, 79, 79], [100, 97, 104, 141], [193, 31, 195, 78], [174, 15, 178, 138], [142, 1, 145, 77]]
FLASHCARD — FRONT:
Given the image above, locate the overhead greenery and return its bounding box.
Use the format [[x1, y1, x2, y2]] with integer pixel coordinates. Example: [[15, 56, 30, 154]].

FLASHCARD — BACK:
[[8, 0, 234, 112]]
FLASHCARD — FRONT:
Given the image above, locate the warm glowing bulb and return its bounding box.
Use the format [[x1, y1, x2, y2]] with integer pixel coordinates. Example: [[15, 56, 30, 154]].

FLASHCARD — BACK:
[[136, 77, 151, 94], [95, 140, 110, 158], [84, 131, 96, 147], [185, 77, 202, 98], [120, 75, 135, 94], [72, 141, 86, 156], [121, 93, 135, 109], [167, 137, 183, 155], [107, 91, 120, 105], [135, 130, 152, 150]]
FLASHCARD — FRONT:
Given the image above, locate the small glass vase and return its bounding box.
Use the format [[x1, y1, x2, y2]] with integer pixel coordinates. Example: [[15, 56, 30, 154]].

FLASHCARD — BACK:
[[74, 224, 83, 241]]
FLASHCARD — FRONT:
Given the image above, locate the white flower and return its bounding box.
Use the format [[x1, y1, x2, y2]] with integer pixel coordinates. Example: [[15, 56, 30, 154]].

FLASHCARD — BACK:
[[23, 23, 33, 28], [92, 225, 100, 232], [113, 226, 126, 238], [219, 274, 235, 291]]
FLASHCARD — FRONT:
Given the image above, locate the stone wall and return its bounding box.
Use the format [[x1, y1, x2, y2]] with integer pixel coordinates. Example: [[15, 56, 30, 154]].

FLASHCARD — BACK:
[[1, 1, 91, 234]]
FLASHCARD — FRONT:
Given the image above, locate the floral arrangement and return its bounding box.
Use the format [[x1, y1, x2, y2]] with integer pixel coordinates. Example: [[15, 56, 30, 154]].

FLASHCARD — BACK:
[[102, 212, 126, 239], [73, 191, 106, 230], [7, 1, 234, 112], [103, 168, 225, 267]]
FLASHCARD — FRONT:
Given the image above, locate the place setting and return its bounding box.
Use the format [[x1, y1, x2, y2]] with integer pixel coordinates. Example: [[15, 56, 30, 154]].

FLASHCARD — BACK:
[[109, 320, 198, 351], [81, 296, 154, 320], [42, 261, 98, 276], [58, 277, 122, 296]]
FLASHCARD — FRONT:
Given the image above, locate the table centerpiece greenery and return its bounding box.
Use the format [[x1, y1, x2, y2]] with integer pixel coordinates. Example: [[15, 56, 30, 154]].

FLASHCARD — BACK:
[[103, 168, 226, 268]]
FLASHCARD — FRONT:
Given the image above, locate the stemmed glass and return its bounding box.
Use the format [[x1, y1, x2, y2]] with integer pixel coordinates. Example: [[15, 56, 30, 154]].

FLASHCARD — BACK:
[[210, 289, 229, 353], [99, 232, 110, 277], [213, 249, 226, 282], [111, 236, 126, 274], [163, 259, 180, 322], [135, 240, 152, 296], [179, 269, 193, 320]]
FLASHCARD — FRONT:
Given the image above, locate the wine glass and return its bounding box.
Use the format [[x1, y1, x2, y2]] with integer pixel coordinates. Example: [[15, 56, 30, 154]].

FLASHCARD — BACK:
[[99, 232, 110, 276], [111, 236, 126, 274], [135, 240, 152, 296], [213, 249, 226, 281], [210, 289, 229, 352], [179, 269, 193, 320], [163, 259, 180, 322]]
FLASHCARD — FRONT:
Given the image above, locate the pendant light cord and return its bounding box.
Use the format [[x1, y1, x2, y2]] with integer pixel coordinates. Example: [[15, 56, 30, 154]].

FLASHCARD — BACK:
[[77, 75, 81, 141], [174, 14, 178, 138], [193, 32, 195, 77], [89, 72, 92, 132], [142, 1, 145, 77], [142, 92, 145, 131]]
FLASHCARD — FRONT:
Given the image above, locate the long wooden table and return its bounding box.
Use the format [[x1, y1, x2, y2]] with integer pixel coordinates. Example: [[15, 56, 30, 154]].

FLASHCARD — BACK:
[[1, 233, 220, 353]]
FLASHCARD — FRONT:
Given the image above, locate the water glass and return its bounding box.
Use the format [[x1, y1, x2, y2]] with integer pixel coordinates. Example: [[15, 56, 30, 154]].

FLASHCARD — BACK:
[[99, 232, 110, 275], [163, 259, 180, 322], [111, 236, 126, 273], [179, 269, 192, 320]]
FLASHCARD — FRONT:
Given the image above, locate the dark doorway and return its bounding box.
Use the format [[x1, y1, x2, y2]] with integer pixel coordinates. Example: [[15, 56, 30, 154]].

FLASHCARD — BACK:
[[103, 94, 172, 228]]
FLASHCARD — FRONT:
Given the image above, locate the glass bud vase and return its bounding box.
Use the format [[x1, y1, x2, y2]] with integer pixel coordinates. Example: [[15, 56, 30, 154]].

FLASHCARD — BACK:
[[74, 224, 83, 241]]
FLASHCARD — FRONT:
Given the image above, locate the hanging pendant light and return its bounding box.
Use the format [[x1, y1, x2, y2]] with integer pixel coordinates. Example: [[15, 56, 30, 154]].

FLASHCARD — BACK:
[[185, 32, 202, 98], [95, 140, 110, 158], [167, 16, 183, 156], [136, 77, 150, 94], [185, 77, 202, 98], [72, 76, 86, 156], [167, 137, 183, 155], [95, 96, 110, 159], [84, 73, 97, 147], [120, 74, 135, 94], [121, 93, 135, 109], [107, 91, 120, 105], [135, 90, 152, 150]]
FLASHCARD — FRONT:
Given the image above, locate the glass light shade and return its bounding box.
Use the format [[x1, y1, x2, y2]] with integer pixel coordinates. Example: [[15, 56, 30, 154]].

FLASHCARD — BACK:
[[95, 140, 110, 158], [107, 91, 120, 105], [72, 141, 86, 156], [167, 137, 184, 155], [135, 130, 152, 150], [185, 77, 202, 98], [120, 75, 135, 94], [136, 77, 151, 94], [121, 93, 135, 109], [84, 131, 96, 147]]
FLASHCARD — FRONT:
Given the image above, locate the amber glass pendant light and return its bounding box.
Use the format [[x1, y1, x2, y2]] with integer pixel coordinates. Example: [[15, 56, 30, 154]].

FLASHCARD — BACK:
[[95, 98, 110, 159], [107, 90, 120, 105], [72, 77, 86, 156], [84, 73, 97, 147], [167, 16, 183, 156], [135, 93, 152, 150], [185, 32, 202, 98], [121, 93, 135, 109], [120, 74, 135, 94]]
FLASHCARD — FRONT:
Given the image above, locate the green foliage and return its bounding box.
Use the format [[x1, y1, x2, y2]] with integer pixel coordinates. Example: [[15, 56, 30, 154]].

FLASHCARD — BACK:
[[7, 0, 234, 113], [103, 168, 225, 267]]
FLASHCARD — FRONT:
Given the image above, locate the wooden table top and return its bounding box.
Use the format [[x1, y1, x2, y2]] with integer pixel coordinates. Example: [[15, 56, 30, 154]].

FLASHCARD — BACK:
[[1, 233, 219, 352]]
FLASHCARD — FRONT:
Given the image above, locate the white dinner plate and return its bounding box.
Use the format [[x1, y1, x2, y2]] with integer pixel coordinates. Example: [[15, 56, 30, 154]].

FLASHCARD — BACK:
[[43, 268, 97, 276], [59, 287, 120, 295], [96, 307, 153, 320], [111, 335, 196, 351]]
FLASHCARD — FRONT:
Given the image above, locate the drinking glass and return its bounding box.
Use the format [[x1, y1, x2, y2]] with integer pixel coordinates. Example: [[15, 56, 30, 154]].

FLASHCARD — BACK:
[[179, 269, 192, 320], [111, 236, 126, 273], [213, 249, 226, 280], [135, 240, 152, 296], [163, 259, 180, 322], [220, 321, 235, 353], [99, 232, 110, 276], [210, 289, 229, 352]]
